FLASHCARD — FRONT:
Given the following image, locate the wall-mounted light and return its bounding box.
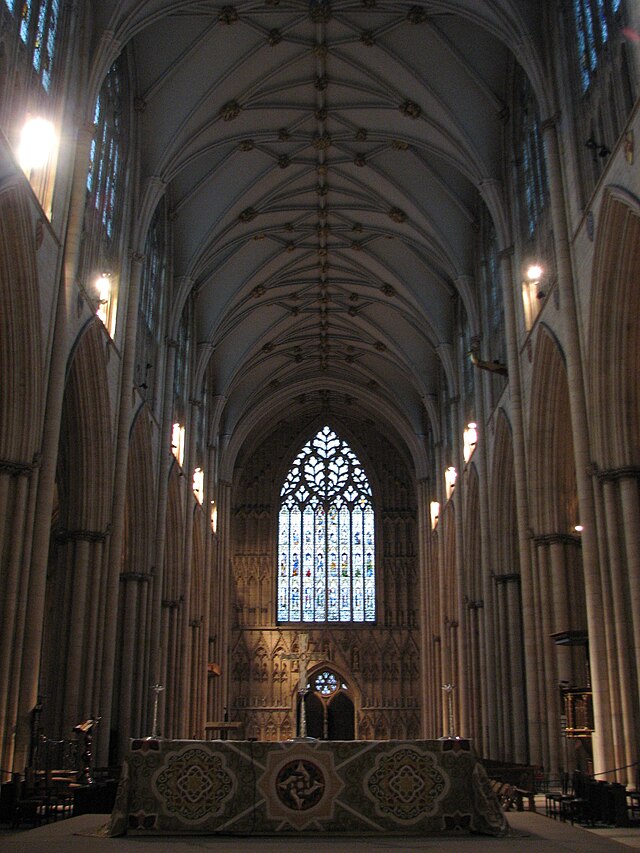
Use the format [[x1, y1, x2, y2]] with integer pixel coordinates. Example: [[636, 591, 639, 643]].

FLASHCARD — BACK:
[[526, 263, 546, 299], [430, 501, 440, 530], [574, 524, 583, 533], [96, 272, 111, 302], [95, 272, 112, 326], [463, 422, 477, 463], [18, 116, 57, 173], [193, 467, 204, 505], [211, 500, 218, 534], [445, 466, 457, 500], [171, 422, 185, 468]]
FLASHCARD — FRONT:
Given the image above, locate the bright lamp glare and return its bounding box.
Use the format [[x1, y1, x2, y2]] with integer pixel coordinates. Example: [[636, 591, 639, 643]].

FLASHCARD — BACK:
[[526, 264, 543, 282], [96, 273, 111, 302], [19, 117, 56, 172]]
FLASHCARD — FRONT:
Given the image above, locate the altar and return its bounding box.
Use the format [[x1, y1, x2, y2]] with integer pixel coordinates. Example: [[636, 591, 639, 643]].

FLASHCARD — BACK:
[[108, 737, 507, 836]]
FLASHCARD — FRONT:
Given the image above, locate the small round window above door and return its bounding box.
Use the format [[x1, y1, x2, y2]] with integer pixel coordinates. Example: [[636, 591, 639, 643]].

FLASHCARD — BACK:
[[298, 668, 355, 740]]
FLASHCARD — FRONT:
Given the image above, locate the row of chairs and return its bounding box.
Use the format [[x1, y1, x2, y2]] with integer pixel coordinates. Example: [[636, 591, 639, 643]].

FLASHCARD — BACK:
[[545, 772, 632, 827], [0, 770, 78, 829], [489, 778, 536, 812]]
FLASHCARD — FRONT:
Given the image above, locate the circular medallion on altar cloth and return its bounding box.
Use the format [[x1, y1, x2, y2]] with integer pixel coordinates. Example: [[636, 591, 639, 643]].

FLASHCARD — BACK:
[[275, 759, 325, 810], [365, 746, 449, 822], [259, 744, 344, 829], [153, 746, 234, 823]]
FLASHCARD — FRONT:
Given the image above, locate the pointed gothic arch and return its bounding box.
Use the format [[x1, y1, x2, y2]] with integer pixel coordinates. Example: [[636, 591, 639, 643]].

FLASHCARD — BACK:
[[0, 182, 42, 463], [589, 187, 640, 469], [528, 326, 588, 777], [0, 182, 44, 774], [492, 411, 519, 575], [530, 327, 579, 534], [276, 424, 376, 625], [41, 319, 113, 739], [586, 187, 640, 779], [299, 665, 356, 741]]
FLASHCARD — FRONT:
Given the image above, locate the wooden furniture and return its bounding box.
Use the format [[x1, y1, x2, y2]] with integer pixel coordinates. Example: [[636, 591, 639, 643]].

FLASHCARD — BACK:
[[204, 721, 244, 740]]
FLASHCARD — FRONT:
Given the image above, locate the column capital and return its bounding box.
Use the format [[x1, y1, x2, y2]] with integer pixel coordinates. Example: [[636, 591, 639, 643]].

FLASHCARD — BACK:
[[119, 571, 150, 583], [56, 528, 108, 543], [532, 533, 581, 546], [596, 466, 640, 483], [494, 572, 520, 585], [0, 458, 36, 477], [540, 113, 562, 134]]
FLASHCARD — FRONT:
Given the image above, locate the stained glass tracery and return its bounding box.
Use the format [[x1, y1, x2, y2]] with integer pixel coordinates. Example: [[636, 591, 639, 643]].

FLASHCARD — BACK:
[[574, 0, 623, 92], [278, 426, 375, 623]]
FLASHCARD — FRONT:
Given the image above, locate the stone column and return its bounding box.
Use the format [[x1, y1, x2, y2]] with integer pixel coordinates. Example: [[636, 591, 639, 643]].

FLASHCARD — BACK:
[[416, 478, 433, 737], [51, 531, 105, 735], [541, 116, 612, 774], [471, 347, 493, 757], [499, 577, 513, 758], [619, 473, 640, 785], [536, 538, 561, 776], [590, 473, 624, 773], [548, 537, 572, 683], [97, 249, 145, 763], [14, 124, 95, 772], [178, 396, 203, 735], [495, 243, 537, 766], [148, 334, 180, 707], [505, 575, 527, 763], [216, 481, 233, 722], [0, 465, 33, 775], [601, 477, 637, 775], [116, 572, 145, 745]]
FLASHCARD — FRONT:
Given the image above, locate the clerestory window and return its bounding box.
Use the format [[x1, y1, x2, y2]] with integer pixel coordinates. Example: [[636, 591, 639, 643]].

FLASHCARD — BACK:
[[277, 426, 375, 624], [87, 59, 125, 240], [573, 0, 623, 92], [3, 0, 61, 91]]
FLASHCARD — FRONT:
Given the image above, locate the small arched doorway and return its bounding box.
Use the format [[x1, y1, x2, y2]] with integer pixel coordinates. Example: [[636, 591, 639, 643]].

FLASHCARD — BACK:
[[297, 668, 355, 740]]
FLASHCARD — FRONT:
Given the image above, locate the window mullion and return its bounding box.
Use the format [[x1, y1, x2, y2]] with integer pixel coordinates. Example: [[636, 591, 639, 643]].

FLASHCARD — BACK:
[[324, 500, 329, 622]]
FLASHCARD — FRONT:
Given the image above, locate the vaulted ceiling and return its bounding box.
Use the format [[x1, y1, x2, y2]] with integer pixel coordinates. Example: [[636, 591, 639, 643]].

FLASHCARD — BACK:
[[90, 1, 546, 468]]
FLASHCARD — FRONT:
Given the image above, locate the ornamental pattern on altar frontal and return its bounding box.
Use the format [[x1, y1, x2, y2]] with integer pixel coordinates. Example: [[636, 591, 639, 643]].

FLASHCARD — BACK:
[[259, 743, 344, 829], [365, 745, 448, 822], [152, 746, 234, 822], [276, 759, 325, 810]]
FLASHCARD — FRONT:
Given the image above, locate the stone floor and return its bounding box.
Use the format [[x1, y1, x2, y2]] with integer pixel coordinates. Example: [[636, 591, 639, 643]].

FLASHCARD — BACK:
[[1, 812, 639, 852]]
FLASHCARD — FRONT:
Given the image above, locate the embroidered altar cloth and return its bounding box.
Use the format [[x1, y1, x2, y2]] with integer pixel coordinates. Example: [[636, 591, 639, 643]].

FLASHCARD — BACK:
[[107, 738, 507, 837]]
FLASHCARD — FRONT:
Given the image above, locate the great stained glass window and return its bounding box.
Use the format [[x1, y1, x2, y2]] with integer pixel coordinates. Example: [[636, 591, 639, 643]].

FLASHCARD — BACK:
[[278, 426, 375, 623]]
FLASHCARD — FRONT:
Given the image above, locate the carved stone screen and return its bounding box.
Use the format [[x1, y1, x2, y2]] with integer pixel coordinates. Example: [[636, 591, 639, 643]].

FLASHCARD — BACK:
[[230, 411, 421, 742]]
